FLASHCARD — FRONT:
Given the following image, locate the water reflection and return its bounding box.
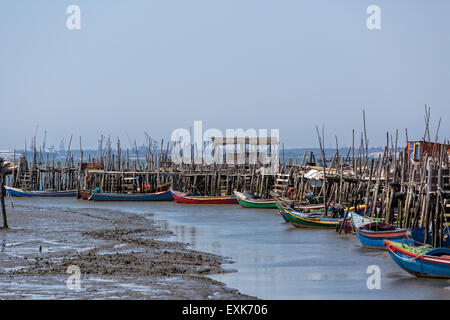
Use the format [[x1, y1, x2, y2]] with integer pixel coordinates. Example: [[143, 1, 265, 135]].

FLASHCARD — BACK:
[[171, 224, 199, 250]]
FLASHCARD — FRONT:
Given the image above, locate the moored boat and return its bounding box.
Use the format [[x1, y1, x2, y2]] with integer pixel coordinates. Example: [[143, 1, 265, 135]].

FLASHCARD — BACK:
[[281, 208, 340, 229], [384, 240, 450, 279], [88, 189, 173, 201], [171, 189, 237, 204], [5, 186, 77, 197], [355, 222, 420, 249], [234, 191, 277, 209]]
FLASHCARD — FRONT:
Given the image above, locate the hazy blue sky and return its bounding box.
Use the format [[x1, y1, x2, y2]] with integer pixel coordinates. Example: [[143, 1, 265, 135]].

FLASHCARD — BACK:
[[0, 1, 449, 150]]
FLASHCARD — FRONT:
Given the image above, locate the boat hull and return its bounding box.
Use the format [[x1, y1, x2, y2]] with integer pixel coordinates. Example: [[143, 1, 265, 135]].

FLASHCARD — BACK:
[[5, 186, 77, 197], [385, 240, 450, 279], [89, 190, 173, 201], [234, 191, 277, 208], [171, 190, 237, 204], [356, 227, 413, 249], [282, 209, 340, 229]]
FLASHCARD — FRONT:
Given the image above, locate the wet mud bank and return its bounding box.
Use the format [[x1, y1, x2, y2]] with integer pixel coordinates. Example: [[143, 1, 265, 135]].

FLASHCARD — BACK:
[[0, 203, 255, 299]]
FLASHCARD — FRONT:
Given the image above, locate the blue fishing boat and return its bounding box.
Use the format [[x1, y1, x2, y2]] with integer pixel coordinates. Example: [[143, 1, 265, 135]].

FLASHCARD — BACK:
[[384, 240, 450, 279], [403, 227, 450, 247], [5, 186, 77, 197], [88, 189, 173, 201], [355, 222, 423, 249]]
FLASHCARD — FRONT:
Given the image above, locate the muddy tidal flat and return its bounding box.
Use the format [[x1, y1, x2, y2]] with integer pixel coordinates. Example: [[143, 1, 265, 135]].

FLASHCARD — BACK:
[[0, 204, 254, 299]]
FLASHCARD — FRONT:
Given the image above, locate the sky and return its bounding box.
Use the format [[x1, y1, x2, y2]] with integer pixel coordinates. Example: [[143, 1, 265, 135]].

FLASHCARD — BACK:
[[0, 0, 449, 150]]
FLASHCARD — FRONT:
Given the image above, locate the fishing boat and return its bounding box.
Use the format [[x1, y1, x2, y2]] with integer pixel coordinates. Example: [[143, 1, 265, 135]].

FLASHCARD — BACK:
[[171, 189, 237, 204], [281, 208, 340, 229], [234, 191, 277, 209], [355, 222, 420, 249], [384, 240, 450, 279], [88, 189, 173, 201], [277, 200, 346, 224], [277, 202, 328, 222], [279, 208, 323, 220], [5, 186, 77, 197]]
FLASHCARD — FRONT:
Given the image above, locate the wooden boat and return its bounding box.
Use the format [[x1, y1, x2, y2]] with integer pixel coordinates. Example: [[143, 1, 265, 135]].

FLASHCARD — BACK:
[[277, 200, 357, 225], [281, 208, 340, 229], [80, 181, 171, 201], [171, 189, 237, 204], [5, 186, 77, 197], [384, 240, 450, 279], [279, 208, 323, 220], [234, 191, 277, 209], [89, 189, 173, 201], [355, 222, 419, 249], [277, 202, 328, 222]]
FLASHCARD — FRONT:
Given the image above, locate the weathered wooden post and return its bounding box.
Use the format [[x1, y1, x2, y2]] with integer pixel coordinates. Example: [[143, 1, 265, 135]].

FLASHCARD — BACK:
[[0, 174, 7, 229], [0, 157, 8, 229], [422, 158, 434, 245]]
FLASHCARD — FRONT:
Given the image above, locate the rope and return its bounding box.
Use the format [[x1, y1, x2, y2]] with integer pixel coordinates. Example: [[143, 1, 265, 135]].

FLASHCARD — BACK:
[[386, 245, 424, 262], [404, 231, 427, 246], [386, 241, 431, 261]]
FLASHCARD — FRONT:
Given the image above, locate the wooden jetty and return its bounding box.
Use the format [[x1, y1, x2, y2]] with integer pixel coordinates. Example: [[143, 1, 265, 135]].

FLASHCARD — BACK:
[[2, 109, 449, 248]]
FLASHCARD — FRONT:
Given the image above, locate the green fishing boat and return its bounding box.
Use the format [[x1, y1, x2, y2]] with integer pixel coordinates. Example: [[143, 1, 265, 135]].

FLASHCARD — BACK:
[[282, 208, 340, 229], [234, 191, 277, 209]]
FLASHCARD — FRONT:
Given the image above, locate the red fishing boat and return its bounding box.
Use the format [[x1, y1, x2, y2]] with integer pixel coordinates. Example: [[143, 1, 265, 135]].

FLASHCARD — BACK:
[[384, 240, 450, 279], [170, 189, 238, 204]]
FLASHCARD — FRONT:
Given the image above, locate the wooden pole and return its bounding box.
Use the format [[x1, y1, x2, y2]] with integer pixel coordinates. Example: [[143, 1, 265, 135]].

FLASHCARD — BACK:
[[0, 172, 8, 229]]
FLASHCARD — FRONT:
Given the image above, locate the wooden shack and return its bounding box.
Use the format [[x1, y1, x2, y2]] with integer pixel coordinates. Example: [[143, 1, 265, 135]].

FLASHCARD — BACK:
[[211, 136, 279, 166], [407, 141, 450, 162]]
